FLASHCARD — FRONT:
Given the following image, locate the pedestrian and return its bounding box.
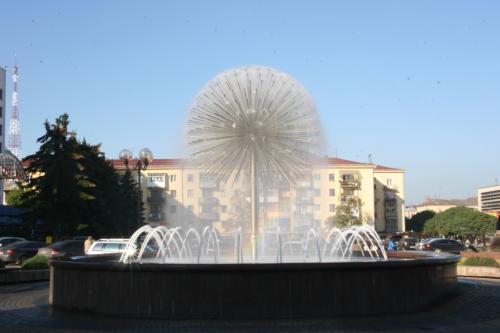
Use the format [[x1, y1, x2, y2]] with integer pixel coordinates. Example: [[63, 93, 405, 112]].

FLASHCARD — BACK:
[[388, 240, 396, 251], [84, 236, 94, 254]]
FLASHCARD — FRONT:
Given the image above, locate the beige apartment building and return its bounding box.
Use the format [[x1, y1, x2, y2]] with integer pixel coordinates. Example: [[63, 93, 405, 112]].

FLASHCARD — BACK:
[[112, 157, 405, 233], [478, 184, 500, 214]]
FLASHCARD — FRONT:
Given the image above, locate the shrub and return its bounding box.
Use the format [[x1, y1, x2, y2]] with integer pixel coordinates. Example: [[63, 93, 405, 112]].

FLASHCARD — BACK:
[[462, 256, 499, 268], [21, 255, 49, 270], [490, 237, 500, 252]]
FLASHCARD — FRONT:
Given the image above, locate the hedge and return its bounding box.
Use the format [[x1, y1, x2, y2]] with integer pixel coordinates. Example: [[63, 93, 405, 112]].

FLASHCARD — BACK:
[[461, 256, 499, 268], [21, 255, 49, 270]]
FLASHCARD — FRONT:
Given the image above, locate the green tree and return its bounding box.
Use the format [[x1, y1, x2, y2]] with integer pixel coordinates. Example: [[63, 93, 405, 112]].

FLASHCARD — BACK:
[[20, 114, 95, 239], [5, 187, 27, 206], [329, 197, 364, 228], [405, 210, 435, 232], [17, 114, 141, 240], [423, 206, 496, 244]]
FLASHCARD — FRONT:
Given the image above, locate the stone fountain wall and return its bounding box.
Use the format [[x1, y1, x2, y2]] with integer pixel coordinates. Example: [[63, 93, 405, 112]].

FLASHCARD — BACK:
[[50, 252, 458, 319]]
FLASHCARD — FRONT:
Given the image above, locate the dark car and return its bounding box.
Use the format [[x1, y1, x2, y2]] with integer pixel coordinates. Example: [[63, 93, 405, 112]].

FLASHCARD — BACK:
[[0, 237, 26, 249], [419, 238, 464, 254], [400, 237, 418, 250], [0, 241, 46, 264], [37, 240, 84, 259]]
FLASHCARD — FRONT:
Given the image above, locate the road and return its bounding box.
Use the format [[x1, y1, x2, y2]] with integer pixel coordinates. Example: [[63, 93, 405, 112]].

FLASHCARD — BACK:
[[0, 278, 499, 332]]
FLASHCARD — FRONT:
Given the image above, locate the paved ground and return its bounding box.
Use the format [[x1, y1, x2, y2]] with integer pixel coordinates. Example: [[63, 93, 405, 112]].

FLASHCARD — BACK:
[[0, 278, 499, 333]]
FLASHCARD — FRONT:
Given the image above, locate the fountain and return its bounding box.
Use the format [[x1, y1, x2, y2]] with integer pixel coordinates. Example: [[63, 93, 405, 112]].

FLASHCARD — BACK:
[[49, 66, 459, 319]]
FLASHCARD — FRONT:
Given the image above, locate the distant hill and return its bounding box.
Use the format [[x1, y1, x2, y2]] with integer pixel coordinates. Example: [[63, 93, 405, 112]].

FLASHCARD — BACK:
[[418, 197, 477, 207]]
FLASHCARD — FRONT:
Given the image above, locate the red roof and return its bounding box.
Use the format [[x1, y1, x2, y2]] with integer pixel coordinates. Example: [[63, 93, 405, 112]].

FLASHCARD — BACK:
[[323, 157, 370, 166], [110, 158, 187, 168], [374, 164, 402, 171], [24, 157, 402, 171]]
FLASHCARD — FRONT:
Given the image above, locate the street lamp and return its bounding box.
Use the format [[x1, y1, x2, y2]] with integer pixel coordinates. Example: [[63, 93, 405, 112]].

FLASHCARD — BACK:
[[119, 148, 154, 233]]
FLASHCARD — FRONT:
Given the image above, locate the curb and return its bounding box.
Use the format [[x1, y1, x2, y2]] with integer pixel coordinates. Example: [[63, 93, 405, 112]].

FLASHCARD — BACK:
[[0, 269, 49, 284], [457, 266, 500, 279]]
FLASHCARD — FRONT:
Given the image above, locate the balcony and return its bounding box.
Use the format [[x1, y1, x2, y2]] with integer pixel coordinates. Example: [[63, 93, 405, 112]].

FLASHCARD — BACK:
[[147, 195, 166, 203], [295, 180, 312, 188], [340, 179, 360, 189], [148, 212, 165, 222], [199, 212, 219, 220], [199, 197, 219, 206], [295, 195, 313, 203], [199, 175, 219, 189]]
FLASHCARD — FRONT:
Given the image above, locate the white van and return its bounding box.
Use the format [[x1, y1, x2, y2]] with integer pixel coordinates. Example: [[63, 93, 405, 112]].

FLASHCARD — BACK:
[[86, 239, 129, 255]]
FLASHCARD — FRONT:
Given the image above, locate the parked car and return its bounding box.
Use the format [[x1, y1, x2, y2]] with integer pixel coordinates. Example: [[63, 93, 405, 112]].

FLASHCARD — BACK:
[[0, 241, 46, 264], [416, 238, 434, 250], [400, 237, 418, 250], [37, 240, 85, 259], [86, 239, 129, 255], [0, 237, 26, 249], [419, 238, 464, 254]]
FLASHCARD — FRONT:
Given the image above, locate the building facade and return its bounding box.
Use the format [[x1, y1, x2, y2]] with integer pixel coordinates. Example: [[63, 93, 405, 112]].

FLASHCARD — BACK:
[[478, 184, 500, 213], [112, 157, 405, 233], [0, 66, 5, 152]]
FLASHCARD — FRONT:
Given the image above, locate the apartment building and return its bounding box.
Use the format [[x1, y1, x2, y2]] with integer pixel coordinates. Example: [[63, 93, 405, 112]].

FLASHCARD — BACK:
[[0, 66, 5, 152], [478, 184, 500, 213], [112, 157, 405, 233]]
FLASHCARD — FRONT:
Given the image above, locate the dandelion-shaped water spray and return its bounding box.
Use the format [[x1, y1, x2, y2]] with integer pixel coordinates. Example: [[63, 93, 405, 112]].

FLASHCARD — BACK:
[[187, 66, 323, 261]]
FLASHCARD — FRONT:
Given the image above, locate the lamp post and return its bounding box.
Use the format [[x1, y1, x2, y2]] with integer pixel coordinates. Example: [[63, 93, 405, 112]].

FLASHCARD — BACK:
[[119, 148, 154, 233]]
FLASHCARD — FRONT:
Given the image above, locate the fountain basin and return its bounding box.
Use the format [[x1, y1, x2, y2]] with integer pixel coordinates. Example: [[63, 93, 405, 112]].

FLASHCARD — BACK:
[[49, 251, 458, 319]]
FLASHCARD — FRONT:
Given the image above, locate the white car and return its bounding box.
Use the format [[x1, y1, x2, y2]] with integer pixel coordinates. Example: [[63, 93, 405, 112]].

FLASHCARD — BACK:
[[86, 239, 129, 255]]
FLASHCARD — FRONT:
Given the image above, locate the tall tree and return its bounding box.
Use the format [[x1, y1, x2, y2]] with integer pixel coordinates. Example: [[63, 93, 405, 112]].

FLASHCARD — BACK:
[[405, 210, 435, 232], [20, 114, 94, 239], [17, 114, 141, 240], [423, 206, 496, 244]]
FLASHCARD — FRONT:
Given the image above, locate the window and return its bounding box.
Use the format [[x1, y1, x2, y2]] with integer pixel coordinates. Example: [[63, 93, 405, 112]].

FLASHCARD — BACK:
[[221, 205, 227, 213], [314, 189, 321, 197], [170, 190, 176, 198], [342, 174, 355, 181], [187, 189, 193, 198], [329, 204, 336, 213], [170, 174, 176, 182], [329, 174, 335, 181], [170, 205, 177, 214], [313, 174, 321, 181], [148, 173, 165, 182], [387, 178, 392, 186], [314, 204, 320, 212], [187, 174, 193, 182], [329, 189, 335, 196]]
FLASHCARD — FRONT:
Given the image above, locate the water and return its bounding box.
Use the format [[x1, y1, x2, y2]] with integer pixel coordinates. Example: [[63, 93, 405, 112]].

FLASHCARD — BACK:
[[119, 224, 387, 264]]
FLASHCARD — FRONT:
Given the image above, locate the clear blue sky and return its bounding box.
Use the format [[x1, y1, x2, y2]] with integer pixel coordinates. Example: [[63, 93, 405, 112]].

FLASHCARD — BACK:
[[1, 0, 499, 204]]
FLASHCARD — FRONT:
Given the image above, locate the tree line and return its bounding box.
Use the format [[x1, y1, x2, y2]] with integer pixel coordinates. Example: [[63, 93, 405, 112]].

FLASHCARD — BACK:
[[405, 206, 496, 243], [8, 114, 141, 240]]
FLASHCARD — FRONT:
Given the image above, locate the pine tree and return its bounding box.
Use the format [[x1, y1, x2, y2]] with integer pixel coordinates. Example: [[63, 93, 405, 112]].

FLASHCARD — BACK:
[[21, 114, 94, 239]]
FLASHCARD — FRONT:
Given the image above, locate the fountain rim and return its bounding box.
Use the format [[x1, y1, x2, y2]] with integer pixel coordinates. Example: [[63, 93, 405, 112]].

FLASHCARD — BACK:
[[51, 251, 460, 272]]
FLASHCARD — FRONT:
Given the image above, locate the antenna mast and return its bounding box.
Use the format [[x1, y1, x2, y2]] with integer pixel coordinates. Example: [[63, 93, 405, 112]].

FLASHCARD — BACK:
[[8, 58, 21, 159]]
